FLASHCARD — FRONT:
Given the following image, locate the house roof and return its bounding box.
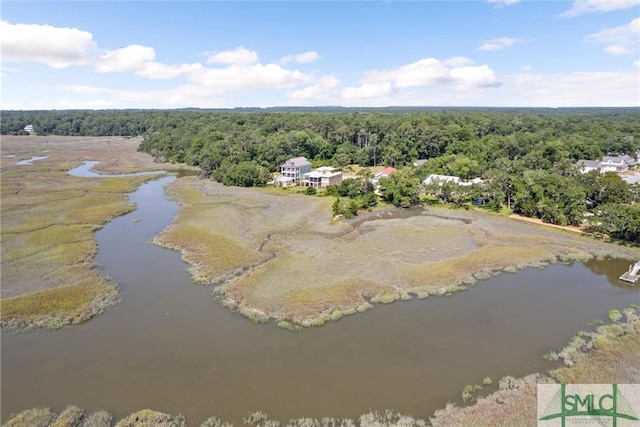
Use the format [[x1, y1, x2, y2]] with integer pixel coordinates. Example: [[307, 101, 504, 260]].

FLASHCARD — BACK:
[[424, 174, 461, 185], [281, 157, 311, 167], [577, 159, 601, 168], [413, 159, 428, 166], [620, 154, 636, 164], [602, 156, 624, 164], [381, 167, 396, 175], [304, 170, 342, 179]]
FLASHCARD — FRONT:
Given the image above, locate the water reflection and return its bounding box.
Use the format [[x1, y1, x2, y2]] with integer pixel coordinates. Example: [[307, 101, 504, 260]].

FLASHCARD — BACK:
[[583, 257, 639, 289], [68, 160, 165, 178]]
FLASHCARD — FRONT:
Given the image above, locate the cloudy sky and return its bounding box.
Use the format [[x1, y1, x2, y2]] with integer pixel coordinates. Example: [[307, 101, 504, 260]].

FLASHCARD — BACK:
[[1, 0, 639, 109]]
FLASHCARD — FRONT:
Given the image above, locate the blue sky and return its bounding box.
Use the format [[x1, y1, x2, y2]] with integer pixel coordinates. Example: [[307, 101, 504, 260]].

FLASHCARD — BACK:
[[1, 0, 638, 109]]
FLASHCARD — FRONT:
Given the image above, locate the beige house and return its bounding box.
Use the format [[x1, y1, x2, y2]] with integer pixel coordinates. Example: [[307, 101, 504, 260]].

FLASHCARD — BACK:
[[301, 166, 343, 188]]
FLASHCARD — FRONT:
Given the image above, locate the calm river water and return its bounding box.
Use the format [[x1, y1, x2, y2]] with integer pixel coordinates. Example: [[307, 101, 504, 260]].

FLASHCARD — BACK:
[[2, 172, 638, 425]]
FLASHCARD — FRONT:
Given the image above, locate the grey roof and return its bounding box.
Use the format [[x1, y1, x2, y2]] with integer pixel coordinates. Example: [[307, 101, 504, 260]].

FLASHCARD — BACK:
[[577, 160, 601, 168], [620, 154, 636, 164], [602, 156, 625, 164], [281, 157, 311, 167]]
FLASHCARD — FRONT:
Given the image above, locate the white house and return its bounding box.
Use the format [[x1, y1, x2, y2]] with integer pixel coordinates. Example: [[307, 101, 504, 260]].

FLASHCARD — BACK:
[[423, 174, 483, 187], [577, 160, 602, 174], [23, 124, 35, 134], [373, 167, 397, 182], [423, 174, 461, 186], [600, 156, 627, 172], [301, 166, 343, 188], [276, 157, 312, 186], [577, 155, 635, 174]]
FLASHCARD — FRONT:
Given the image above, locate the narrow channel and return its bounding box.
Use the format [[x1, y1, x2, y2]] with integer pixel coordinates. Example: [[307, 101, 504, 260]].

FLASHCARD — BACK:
[[2, 171, 638, 425]]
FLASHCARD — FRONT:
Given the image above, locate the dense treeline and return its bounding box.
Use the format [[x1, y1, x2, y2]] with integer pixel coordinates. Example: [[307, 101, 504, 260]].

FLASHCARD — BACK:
[[2, 108, 639, 242]]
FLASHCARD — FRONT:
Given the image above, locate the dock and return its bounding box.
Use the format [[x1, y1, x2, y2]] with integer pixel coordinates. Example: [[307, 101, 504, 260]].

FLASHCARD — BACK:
[[619, 261, 640, 284]]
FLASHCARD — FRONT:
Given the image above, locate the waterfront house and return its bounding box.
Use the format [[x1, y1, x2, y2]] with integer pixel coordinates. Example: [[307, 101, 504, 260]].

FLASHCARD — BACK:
[[374, 167, 397, 181], [301, 166, 343, 188], [276, 157, 312, 186]]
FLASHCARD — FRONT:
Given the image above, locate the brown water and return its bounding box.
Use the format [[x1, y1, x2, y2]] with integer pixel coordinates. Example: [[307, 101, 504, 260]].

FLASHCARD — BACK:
[[2, 176, 638, 425]]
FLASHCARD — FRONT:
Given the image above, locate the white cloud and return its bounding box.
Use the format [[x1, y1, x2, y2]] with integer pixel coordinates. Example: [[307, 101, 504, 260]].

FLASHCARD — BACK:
[[586, 18, 639, 56], [136, 62, 202, 79], [205, 47, 258, 65], [364, 58, 450, 88], [486, 0, 522, 6], [521, 65, 533, 72], [342, 82, 394, 100], [362, 57, 498, 90], [0, 20, 96, 68], [478, 37, 517, 51], [604, 44, 631, 55], [95, 45, 155, 73], [443, 57, 475, 67], [189, 63, 309, 91], [287, 76, 339, 100], [634, 60, 640, 68], [60, 85, 113, 94], [449, 65, 498, 89], [562, 0, 639, 16], [280, 51, 320, 64]]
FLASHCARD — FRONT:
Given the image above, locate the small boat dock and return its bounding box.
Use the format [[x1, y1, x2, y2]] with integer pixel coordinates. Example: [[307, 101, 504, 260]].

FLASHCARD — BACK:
[[619, 261, 640, 284]]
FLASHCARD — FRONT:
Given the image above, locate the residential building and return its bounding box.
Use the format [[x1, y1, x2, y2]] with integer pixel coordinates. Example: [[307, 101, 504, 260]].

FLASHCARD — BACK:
[[577, 160, 602, 173], [23, 124, 35, 134], [577, 155, 635, 174], [423, 174, 483, 187], [276, 157, 312, 186], [423, 174, 461, 186], [374, 167, 397, 181], [600, 156, 627, 172], [301, 166, 343, 188]]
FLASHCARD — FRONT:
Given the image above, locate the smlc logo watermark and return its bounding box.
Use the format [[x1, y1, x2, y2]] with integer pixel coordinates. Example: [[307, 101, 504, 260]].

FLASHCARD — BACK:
[[538, 384, 640, 426]]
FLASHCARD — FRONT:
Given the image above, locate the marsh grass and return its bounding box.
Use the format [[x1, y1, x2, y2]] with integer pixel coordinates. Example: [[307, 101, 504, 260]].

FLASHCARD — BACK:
[[153, 179, 640, 327], [3, 407, 56, 427], [1, 136, 179, 330], [51, 406, 84, 427], [114, 410, 186, 427], [82, 411, 114, 427]]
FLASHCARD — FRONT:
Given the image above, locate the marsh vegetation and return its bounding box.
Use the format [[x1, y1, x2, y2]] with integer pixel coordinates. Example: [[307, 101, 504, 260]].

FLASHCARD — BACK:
[[0, 136, 183, 330], [157, 177, 639, 327]]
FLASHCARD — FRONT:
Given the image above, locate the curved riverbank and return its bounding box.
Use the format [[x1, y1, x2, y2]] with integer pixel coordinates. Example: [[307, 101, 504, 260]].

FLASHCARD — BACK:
[[0, 136, 183, 331]]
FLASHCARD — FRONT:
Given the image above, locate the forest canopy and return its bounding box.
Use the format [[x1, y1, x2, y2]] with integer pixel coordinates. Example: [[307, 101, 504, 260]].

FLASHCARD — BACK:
[[2, 108, 639, 242]]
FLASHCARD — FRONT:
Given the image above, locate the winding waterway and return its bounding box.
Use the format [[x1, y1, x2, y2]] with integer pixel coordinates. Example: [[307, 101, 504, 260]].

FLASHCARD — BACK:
[[2, 167, 638, 425]]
